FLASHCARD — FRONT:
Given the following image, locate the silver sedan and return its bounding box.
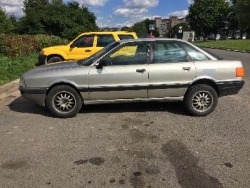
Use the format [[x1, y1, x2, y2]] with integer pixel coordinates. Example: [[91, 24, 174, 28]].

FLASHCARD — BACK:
[[19, 39, 244, 118]]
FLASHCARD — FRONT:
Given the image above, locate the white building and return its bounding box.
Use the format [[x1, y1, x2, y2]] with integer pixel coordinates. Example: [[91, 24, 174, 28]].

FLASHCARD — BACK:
[[155, 16, 187, 37]]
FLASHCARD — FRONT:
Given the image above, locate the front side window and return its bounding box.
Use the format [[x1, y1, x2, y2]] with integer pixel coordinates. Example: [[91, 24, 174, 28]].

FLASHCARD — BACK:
[[73, 35, 94, 48], [118, 35, 134, 40], [97, 34, 115, 47], [152, 41, 188, 63], [182, 42, 210, 61], [104, 42, 148, 66], [81, 42, 120, 66]]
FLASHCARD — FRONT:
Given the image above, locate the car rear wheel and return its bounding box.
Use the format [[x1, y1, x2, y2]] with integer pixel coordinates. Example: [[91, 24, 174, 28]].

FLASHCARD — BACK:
[[47, 56, 63, 64], [46, 85, 82, 118], [184, 84, 218, 116]]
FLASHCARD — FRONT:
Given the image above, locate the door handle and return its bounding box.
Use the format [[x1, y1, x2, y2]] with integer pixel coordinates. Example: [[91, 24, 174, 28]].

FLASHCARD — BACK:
[[182, 67, 191, 71], [85, 49, 91, 52], [136, 69, 146, 73]]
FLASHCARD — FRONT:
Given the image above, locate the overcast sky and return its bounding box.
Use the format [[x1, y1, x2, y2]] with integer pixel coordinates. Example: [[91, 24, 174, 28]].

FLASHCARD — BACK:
[[0, 0, 193, 27]]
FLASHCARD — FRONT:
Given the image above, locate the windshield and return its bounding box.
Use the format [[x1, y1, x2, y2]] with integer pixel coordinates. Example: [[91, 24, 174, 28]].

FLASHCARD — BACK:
[[79, 41, 120, 66]]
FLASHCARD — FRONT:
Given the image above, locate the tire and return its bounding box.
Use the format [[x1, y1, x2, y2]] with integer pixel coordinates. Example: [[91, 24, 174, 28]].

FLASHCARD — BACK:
[[184, 84, 218, 116], [47, 56, 63, 64], [46, 85, 82, 118]]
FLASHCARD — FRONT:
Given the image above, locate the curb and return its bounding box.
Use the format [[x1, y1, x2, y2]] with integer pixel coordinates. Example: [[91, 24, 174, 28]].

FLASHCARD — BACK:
[[201, 46, 250, 53], [0, 79, 20, 104], [0, 79, 19, 95]]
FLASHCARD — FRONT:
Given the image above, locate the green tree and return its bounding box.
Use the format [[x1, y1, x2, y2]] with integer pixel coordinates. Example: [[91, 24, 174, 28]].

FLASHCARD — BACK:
[[18, 0, 98, 39], [166, 23, 190, 39], [23, 0, 49, 8], [227, 1, 238, 37], [121, 26, 131, 31], [17, 0, 49, 34], [130, 19, 159, 37], [188, 0, 230, 40], [234, 0, 250, 36], [131, 21, 147, 34], [0, 8, 15, 34]]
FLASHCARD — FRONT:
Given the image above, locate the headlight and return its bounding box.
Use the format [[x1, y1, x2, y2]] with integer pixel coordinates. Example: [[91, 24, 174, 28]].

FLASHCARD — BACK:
[[19, 77, 26, 87], [40, 50, 44, 55]]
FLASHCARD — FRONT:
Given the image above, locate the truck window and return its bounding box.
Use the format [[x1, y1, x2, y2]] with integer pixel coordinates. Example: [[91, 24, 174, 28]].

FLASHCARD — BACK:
[[118, 35, 134, 40]]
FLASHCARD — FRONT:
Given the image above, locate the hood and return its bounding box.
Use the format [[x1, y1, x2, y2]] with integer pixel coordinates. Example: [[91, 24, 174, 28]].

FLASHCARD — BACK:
[[43, 45, 67, 50], [23, 60, 83, 77]]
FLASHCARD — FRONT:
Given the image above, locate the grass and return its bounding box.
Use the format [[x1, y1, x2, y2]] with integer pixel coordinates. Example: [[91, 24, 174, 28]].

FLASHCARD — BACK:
[[0, 53, 38, 86], [194, 39, 250, 51]]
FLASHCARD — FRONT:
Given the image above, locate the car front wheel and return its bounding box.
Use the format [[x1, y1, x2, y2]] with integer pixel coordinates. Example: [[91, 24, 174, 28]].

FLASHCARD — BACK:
[[47, 56, 63, 64], [184, 84, 218, 116], [46, 85, 82, 118]]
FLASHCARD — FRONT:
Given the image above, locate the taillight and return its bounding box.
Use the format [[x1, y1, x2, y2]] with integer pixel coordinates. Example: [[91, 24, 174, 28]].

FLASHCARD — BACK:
[[236, 67, 244, 78]]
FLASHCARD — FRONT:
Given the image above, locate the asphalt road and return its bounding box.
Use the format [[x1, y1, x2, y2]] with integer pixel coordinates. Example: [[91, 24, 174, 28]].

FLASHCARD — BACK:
[[0, 49, 250, 188]]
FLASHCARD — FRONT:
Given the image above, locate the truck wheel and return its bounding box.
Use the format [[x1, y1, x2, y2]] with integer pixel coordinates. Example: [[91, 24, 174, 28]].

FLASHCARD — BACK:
[[184, 84, 218, 116], [46, 85, 82, 118], [47, 56, 63, 64]]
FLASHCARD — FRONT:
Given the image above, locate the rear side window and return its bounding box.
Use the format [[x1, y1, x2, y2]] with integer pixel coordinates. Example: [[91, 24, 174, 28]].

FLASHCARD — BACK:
[[152, 41, 188, 63], [118, 35, 134, 40], [97, 34, 115, 47], [182, 43, 210, 61]]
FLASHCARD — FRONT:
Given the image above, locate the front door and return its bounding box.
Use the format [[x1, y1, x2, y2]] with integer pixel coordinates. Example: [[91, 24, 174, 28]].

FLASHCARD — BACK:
[[88, 42, 150, 100], [67, 34, 95, 60]]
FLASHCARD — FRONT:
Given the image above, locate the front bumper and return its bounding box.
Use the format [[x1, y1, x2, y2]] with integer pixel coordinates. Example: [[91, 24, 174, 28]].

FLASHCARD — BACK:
[[38, 54, 48, 65], [217, 80, 244, 97], [19, 86, 48, 106]]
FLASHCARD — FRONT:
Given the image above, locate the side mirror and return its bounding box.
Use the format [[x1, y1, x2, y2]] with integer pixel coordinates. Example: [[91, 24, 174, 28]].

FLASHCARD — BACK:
[[96, 59, 106, 69], [70, 43, 75, 48]]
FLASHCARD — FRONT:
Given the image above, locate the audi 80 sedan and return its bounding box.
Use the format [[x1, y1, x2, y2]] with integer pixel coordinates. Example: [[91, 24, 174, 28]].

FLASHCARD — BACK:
[[19, 39, 244, 118]]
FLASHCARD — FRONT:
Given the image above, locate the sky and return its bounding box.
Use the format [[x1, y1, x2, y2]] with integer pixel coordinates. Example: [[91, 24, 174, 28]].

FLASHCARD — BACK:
[[0, 0, 193, 27]]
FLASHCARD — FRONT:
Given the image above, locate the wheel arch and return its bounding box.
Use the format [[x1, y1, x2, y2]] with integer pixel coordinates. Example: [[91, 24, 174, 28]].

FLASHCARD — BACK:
[[47, 54, 65, 62], [45, 81, 84, 104], [185, 78, 220, 98]]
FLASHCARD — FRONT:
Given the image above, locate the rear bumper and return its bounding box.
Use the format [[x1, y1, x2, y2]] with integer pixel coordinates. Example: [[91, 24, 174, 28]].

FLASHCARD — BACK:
[[19, 86, 47, 106], [38, 54, 47, 65], [217, 80, 244, 97]]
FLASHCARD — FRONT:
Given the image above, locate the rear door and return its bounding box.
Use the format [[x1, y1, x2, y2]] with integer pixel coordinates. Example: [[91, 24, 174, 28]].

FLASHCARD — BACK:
[[94, 34, 116, 54], [148, 41, 197, 98]]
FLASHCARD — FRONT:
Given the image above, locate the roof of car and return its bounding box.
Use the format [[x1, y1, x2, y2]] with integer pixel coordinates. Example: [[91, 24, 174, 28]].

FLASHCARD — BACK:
[[79, 31, 136, 35], [119, 38, 185, 44]]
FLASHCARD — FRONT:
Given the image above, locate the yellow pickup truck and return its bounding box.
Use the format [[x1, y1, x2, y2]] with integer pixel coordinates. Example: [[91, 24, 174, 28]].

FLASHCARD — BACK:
[[39, 31, 137, 65]]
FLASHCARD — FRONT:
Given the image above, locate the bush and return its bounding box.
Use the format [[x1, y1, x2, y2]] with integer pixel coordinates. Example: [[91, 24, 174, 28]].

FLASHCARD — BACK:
[[0, 34, 68, 59], [0, 34, 40, 59], [36, 34, 68, 49]]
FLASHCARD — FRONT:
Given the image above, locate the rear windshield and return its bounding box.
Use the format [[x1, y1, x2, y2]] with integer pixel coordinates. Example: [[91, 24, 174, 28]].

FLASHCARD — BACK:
[[200, 47, 223, 60], [192, 44, 223, 60], [118, 35, 134, 40]]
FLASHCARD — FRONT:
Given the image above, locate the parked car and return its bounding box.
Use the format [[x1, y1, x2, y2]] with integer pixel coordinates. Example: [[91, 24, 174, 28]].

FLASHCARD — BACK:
[[207, 34, 220, 40], [39, 31, 137, 65], [20, 38, 244, 118]]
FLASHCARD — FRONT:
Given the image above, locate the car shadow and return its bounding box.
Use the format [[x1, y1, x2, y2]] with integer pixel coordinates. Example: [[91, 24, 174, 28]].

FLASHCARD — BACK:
[[8, 96, 189, 117], [81, 101, 189, 115], [8, 97, 51, 117]]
